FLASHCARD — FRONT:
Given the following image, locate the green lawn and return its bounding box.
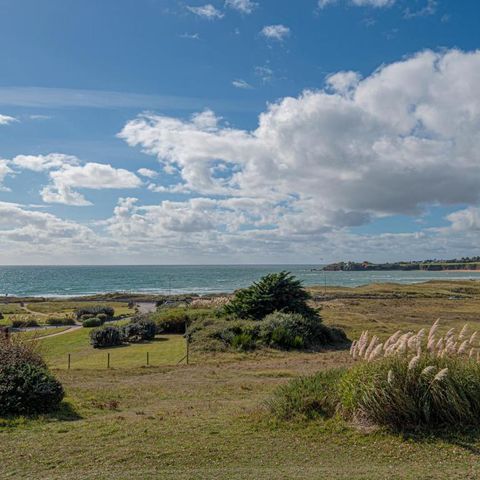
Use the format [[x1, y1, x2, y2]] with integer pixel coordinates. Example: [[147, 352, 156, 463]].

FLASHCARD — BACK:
[[39, 326, 186, 370], [25, 301, 134, 317]]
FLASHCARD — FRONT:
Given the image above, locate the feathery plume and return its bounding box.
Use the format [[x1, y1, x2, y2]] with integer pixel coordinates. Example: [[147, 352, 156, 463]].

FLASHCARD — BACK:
[[459, 324, 469, 341], [433, 368, 448, 382], [408, 355, 420, 370], [428, 319, 440, 341], [458, 340, 469, 355], [387, 369, 394, 384], [469, 331, 478, 346], [368, 343, 383, 362], [421, 365, 436, 376]]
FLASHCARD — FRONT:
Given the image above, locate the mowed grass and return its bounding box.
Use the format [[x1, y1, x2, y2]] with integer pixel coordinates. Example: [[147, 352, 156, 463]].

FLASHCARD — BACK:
[[25, 301, 134, 317], [38, 326, 186, 370], [2, 281, 480, 479]]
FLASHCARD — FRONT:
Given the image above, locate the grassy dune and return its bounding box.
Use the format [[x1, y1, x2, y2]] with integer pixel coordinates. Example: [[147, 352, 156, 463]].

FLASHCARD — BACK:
[[2, 281, 480, 479]]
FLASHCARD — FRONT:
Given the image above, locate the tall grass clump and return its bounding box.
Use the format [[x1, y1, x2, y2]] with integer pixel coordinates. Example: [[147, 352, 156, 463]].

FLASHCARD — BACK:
[[268, 369, 344, 420], [342, 321, 480, 430]]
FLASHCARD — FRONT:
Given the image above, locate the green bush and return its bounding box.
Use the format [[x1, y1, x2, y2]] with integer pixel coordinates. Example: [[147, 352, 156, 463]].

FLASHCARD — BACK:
[[0, 337, 64, 416], [231, 333, 256, 351], [97, 313, 108, 323], [260, 311, 346, 350], [11, 318, 40, 328], [83, 317, 103, 328], [76, 305, 114, 320], [152, 308, 215, 334], [0, 312, 4, 320], [224, 271, 317, 320], [268, 369, 344, 420], [46, 317, 76, 326], [339, 355, 480, 430], [122, 318, 156, 343], [90, 325, 123, 348]]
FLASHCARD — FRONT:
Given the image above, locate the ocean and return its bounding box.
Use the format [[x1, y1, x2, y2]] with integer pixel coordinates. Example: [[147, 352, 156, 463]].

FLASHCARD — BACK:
[[1, 265, 480, 297]]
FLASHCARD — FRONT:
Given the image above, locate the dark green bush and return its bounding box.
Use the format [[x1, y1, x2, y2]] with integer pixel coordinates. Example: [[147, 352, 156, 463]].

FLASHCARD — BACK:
[[11, 318, 40, 328], [76, 305, 114, 320], [46, 317, 76, 326], [122, 318, 156, 343], [0, 337, 64, 416], [224, 271, 317, 320], [97, 313, 108, 323], [83, 317, 103, 328], [0, 363, 64, 416], [90, 325, 123, 348], [0, 312, 4, 320], [268, 369, 344, 420]]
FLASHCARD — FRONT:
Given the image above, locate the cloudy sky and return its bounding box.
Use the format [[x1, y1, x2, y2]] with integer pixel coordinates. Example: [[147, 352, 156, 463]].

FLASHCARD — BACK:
[[1, 0, 480, 265]]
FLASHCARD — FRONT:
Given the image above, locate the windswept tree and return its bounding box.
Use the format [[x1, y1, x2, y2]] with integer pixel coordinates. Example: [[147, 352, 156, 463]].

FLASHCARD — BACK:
[[224, 271, 317, 320]]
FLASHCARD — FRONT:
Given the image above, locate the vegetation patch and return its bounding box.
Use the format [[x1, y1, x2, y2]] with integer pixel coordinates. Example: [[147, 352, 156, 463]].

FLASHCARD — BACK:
[[0, 336, 64, 416], [270, 321, 480, 432]]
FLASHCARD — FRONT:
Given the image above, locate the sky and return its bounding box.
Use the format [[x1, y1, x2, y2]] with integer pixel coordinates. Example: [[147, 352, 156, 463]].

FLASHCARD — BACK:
[[1, 0, 480, 265]]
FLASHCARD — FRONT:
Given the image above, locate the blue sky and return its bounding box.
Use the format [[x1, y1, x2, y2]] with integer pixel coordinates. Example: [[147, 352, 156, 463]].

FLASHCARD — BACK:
[[1, 0, 480, 264]]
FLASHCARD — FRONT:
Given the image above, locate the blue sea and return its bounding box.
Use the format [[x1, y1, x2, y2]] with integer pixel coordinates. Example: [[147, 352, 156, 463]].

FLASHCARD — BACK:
[[1, 265, 480, 297]]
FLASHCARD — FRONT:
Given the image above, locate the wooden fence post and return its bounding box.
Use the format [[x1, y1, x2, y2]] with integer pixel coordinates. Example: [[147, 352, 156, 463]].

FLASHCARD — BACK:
[[107, 353, 110, 369]]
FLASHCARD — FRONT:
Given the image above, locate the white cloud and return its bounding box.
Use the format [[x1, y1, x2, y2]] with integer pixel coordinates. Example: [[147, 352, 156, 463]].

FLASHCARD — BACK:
[[0, 160, 13, 191], [137, 168, 158, 179], [261, 24, 290, 41], [119, 49, 480, 242], [0, 114, 17, 125], [445, 208, 480, 232], [232, 79, 253, 89], [187, 4, 224, 19], [319, 0, 395, 7], [179, 32, 200, 40], [225, 0, 257, 14], [41, 162, 142, 206], [0, 201, 98, 251], [12, 153, 80, 172]]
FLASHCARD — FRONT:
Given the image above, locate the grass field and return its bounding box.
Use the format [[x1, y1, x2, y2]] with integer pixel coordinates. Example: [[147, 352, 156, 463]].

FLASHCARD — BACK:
[[38, 327, 186, 369], [2, 281, 480, 479]]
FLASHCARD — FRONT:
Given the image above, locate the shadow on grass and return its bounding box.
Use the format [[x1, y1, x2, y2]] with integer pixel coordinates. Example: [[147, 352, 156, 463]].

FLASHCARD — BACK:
[[0, 401, 81, 428], [396, 427, 480, 454]]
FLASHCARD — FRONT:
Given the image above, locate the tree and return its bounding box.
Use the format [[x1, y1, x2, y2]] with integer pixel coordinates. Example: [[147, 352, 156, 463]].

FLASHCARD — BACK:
[[224, 271, 317, 320]]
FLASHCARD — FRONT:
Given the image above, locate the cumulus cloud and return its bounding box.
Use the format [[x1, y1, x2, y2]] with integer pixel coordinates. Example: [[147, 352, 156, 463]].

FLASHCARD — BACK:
[[12, 153, 80, 172], [225, 0, 257, 14], [0, 114, 17, 125], [260, 24, 290, 41], [41, 162, 142, 206], [187, 4, 224, 19], [0, 201, 98, 249], [0, 160, 13, 191], [119, 49, 480, 244], [137, 168, 158, 179]]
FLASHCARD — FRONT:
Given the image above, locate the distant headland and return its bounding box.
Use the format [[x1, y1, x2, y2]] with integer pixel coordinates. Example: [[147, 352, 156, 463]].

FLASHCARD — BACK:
[[319, 257, 480, 272]]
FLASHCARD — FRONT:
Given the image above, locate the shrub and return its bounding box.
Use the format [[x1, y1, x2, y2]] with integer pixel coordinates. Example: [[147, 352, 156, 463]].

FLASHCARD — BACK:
[[0, 312, 4, 320], [83, 317, 103, 328], [260, 311, 346, 350], [75, 305, 114, 320], [0, 336, 64, 415], [46, 317, 76, 326], [268, 369, 344, 420], [97, 313, 108, 323], [231, 333, 256, 351], [152, 308, 215, 334], [224, 271, 317, 320], [90, 325, 123, 348], [11, 318, 40, 328], [121, 317, 157, 343]]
